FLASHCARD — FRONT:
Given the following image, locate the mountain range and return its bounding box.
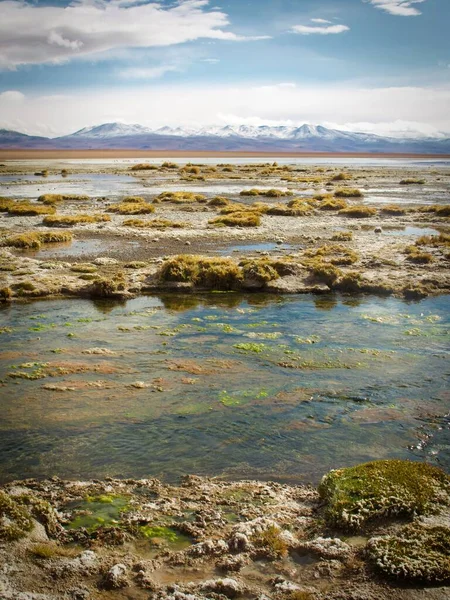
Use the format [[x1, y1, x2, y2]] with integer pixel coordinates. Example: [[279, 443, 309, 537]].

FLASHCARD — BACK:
[[1, 123, 450, 154]]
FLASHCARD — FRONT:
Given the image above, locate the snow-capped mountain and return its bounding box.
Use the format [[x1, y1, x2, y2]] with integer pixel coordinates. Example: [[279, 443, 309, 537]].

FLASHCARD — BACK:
[[71, 122, 154, 138], [1, 122, 449, 153]]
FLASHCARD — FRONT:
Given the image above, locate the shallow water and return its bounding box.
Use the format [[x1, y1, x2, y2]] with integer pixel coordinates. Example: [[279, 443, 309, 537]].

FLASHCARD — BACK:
[[15, 238, 141, 259], [0, 293, 448, 485]]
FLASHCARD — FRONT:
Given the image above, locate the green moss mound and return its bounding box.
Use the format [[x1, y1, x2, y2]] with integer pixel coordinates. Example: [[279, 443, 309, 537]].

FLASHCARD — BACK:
[[319, 460, 450, 530], [367, 524, 450, 583], [0, 491, 33, 540]]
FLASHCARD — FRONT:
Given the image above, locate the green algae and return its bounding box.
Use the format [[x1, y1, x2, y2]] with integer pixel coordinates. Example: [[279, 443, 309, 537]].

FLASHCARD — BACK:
[[233, 342, 267, 353], [66, 495, 129, 532], [139, 525, 192, 550], [319, 459, 450, 530]]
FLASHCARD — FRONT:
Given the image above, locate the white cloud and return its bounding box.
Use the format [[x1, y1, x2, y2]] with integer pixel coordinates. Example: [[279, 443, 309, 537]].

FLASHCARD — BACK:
[[1, 84, 449, 138], [118, 65, 178, 79], [202, 58, 220, 64], [365, 1, 427, 17], [291, 24, 350, 35], [0, 0, 268, 69], [0, 90, 26, 103], [311, 19, 333, 24]]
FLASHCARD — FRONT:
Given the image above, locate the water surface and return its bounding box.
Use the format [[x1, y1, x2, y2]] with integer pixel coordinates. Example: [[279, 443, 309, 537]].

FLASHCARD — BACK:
[[0, 293, 448, 484]]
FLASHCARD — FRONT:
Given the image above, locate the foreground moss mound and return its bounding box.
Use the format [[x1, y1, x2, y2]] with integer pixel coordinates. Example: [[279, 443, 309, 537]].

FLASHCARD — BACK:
[[319, 459, 450, 530], [367, 524, 450, 583], [0, 491, 33, 540]]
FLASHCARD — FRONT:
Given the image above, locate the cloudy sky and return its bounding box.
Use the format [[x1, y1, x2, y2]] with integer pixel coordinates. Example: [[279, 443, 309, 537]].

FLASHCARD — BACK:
[[0, 0, 449, 138]]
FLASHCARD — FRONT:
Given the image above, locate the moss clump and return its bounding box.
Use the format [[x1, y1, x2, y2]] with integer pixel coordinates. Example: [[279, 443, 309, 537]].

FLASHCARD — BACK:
[[1, 231, 72, 249], [318, 198, 348, 211], [37, 194, 89, 204], [0, 491, 33, 540], [367, 524, 450, 583], [265, 202, 310, 216], [130, 163, 158, 171], [87, 274, 126, 298], [400, 178, 425, 185], [159, 255, 242, 290], [157, 191, 206, 204], [0, 286, 12, 301], [208, 196, 229, 207], [123, 218, 186, 229], [107, 201, 155, 215], [43, 214, 110, 226], [7, 202, 55, 216], [380, 204, 406, 216], [339, 206, 377, 218], [240, 259, 281, 283], [331, 172, 352, 181], [331, 231, 353, 242], [305, 244, 359, 266], [404, 246, 434, 264], [251, 525, 288, 559], [305, 261, 342, 286], [29, 542, 79, 559], [319, 459, 450, 530], [210, 211, 261, 228], [334, 188, 363, 198], [415, 233, 450, 249], [161, 161, 178, 169], [70, 264, 97, 273], [0, 197, 14, 211]]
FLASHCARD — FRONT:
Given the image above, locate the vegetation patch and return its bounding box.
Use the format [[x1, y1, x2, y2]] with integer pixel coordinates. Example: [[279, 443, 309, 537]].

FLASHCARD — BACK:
[[304, 244, 359, 266], [339, 206, 377, 218], [400, 178, 425, 185], [7, 202, 55, 216], [208, 196, 229, 207], [367, 524, 450, 584], [319, 459, 450, 530], [38, 194, 89, 204], [318, 198, 348, 211], [123, 218, 186, 229], [331, 231, 353, 241], [0, 197, 14, 211], [380, 204, 406, 216], [404, 246, 434, 264], [157, 191, 206, 204], [107, 201, 155, 215], [130, 163, 158, 171], [43, 214, 110, 226], [334, 188, 363, 198], [251, 525, 288, 559], [210, 211, 261, 227], [159, 255, 242, 290], [1, 231, 72, 249], [0, 491, 33, 540]]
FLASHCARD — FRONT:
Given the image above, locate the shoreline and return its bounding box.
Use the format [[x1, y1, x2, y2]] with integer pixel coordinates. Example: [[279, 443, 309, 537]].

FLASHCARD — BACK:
[[1, 149, 450, 160], [1, 461, 449, 599]]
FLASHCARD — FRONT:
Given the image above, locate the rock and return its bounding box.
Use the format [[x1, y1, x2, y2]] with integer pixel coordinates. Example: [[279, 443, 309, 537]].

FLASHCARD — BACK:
[[228, 532, 250, 553], [93, 257, 118, 266], [374, 226, 383, 233], [102, 563, 129, 590], [81, 348, 116, 355], [300, 536, 351, 560], [69, 587, 90, 600], [199, 577, 243, 598]]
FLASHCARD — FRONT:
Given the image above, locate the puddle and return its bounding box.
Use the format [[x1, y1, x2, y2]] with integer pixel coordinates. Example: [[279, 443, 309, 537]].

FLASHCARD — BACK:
[[15, 238, 140, 258], [0, 294, 449, 485], [382, 226, 442, 237], [219, 242, 293, 255]]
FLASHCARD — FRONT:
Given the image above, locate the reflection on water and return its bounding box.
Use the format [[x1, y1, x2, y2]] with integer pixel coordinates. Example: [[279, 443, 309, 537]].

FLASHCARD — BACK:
[[0, 293, 448, 484]]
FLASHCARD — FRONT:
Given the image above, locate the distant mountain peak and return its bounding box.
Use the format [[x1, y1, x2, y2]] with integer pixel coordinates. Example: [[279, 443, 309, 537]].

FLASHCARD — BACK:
[[0, 122, 449, 153]]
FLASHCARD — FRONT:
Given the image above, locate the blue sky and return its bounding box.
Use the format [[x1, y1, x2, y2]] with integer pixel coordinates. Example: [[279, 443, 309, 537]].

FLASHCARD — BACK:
[[0, 0, 449, 137]]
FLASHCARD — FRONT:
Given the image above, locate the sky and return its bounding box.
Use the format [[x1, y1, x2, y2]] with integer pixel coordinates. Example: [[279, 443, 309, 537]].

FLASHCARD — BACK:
[[0, 0, 449, 138]]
